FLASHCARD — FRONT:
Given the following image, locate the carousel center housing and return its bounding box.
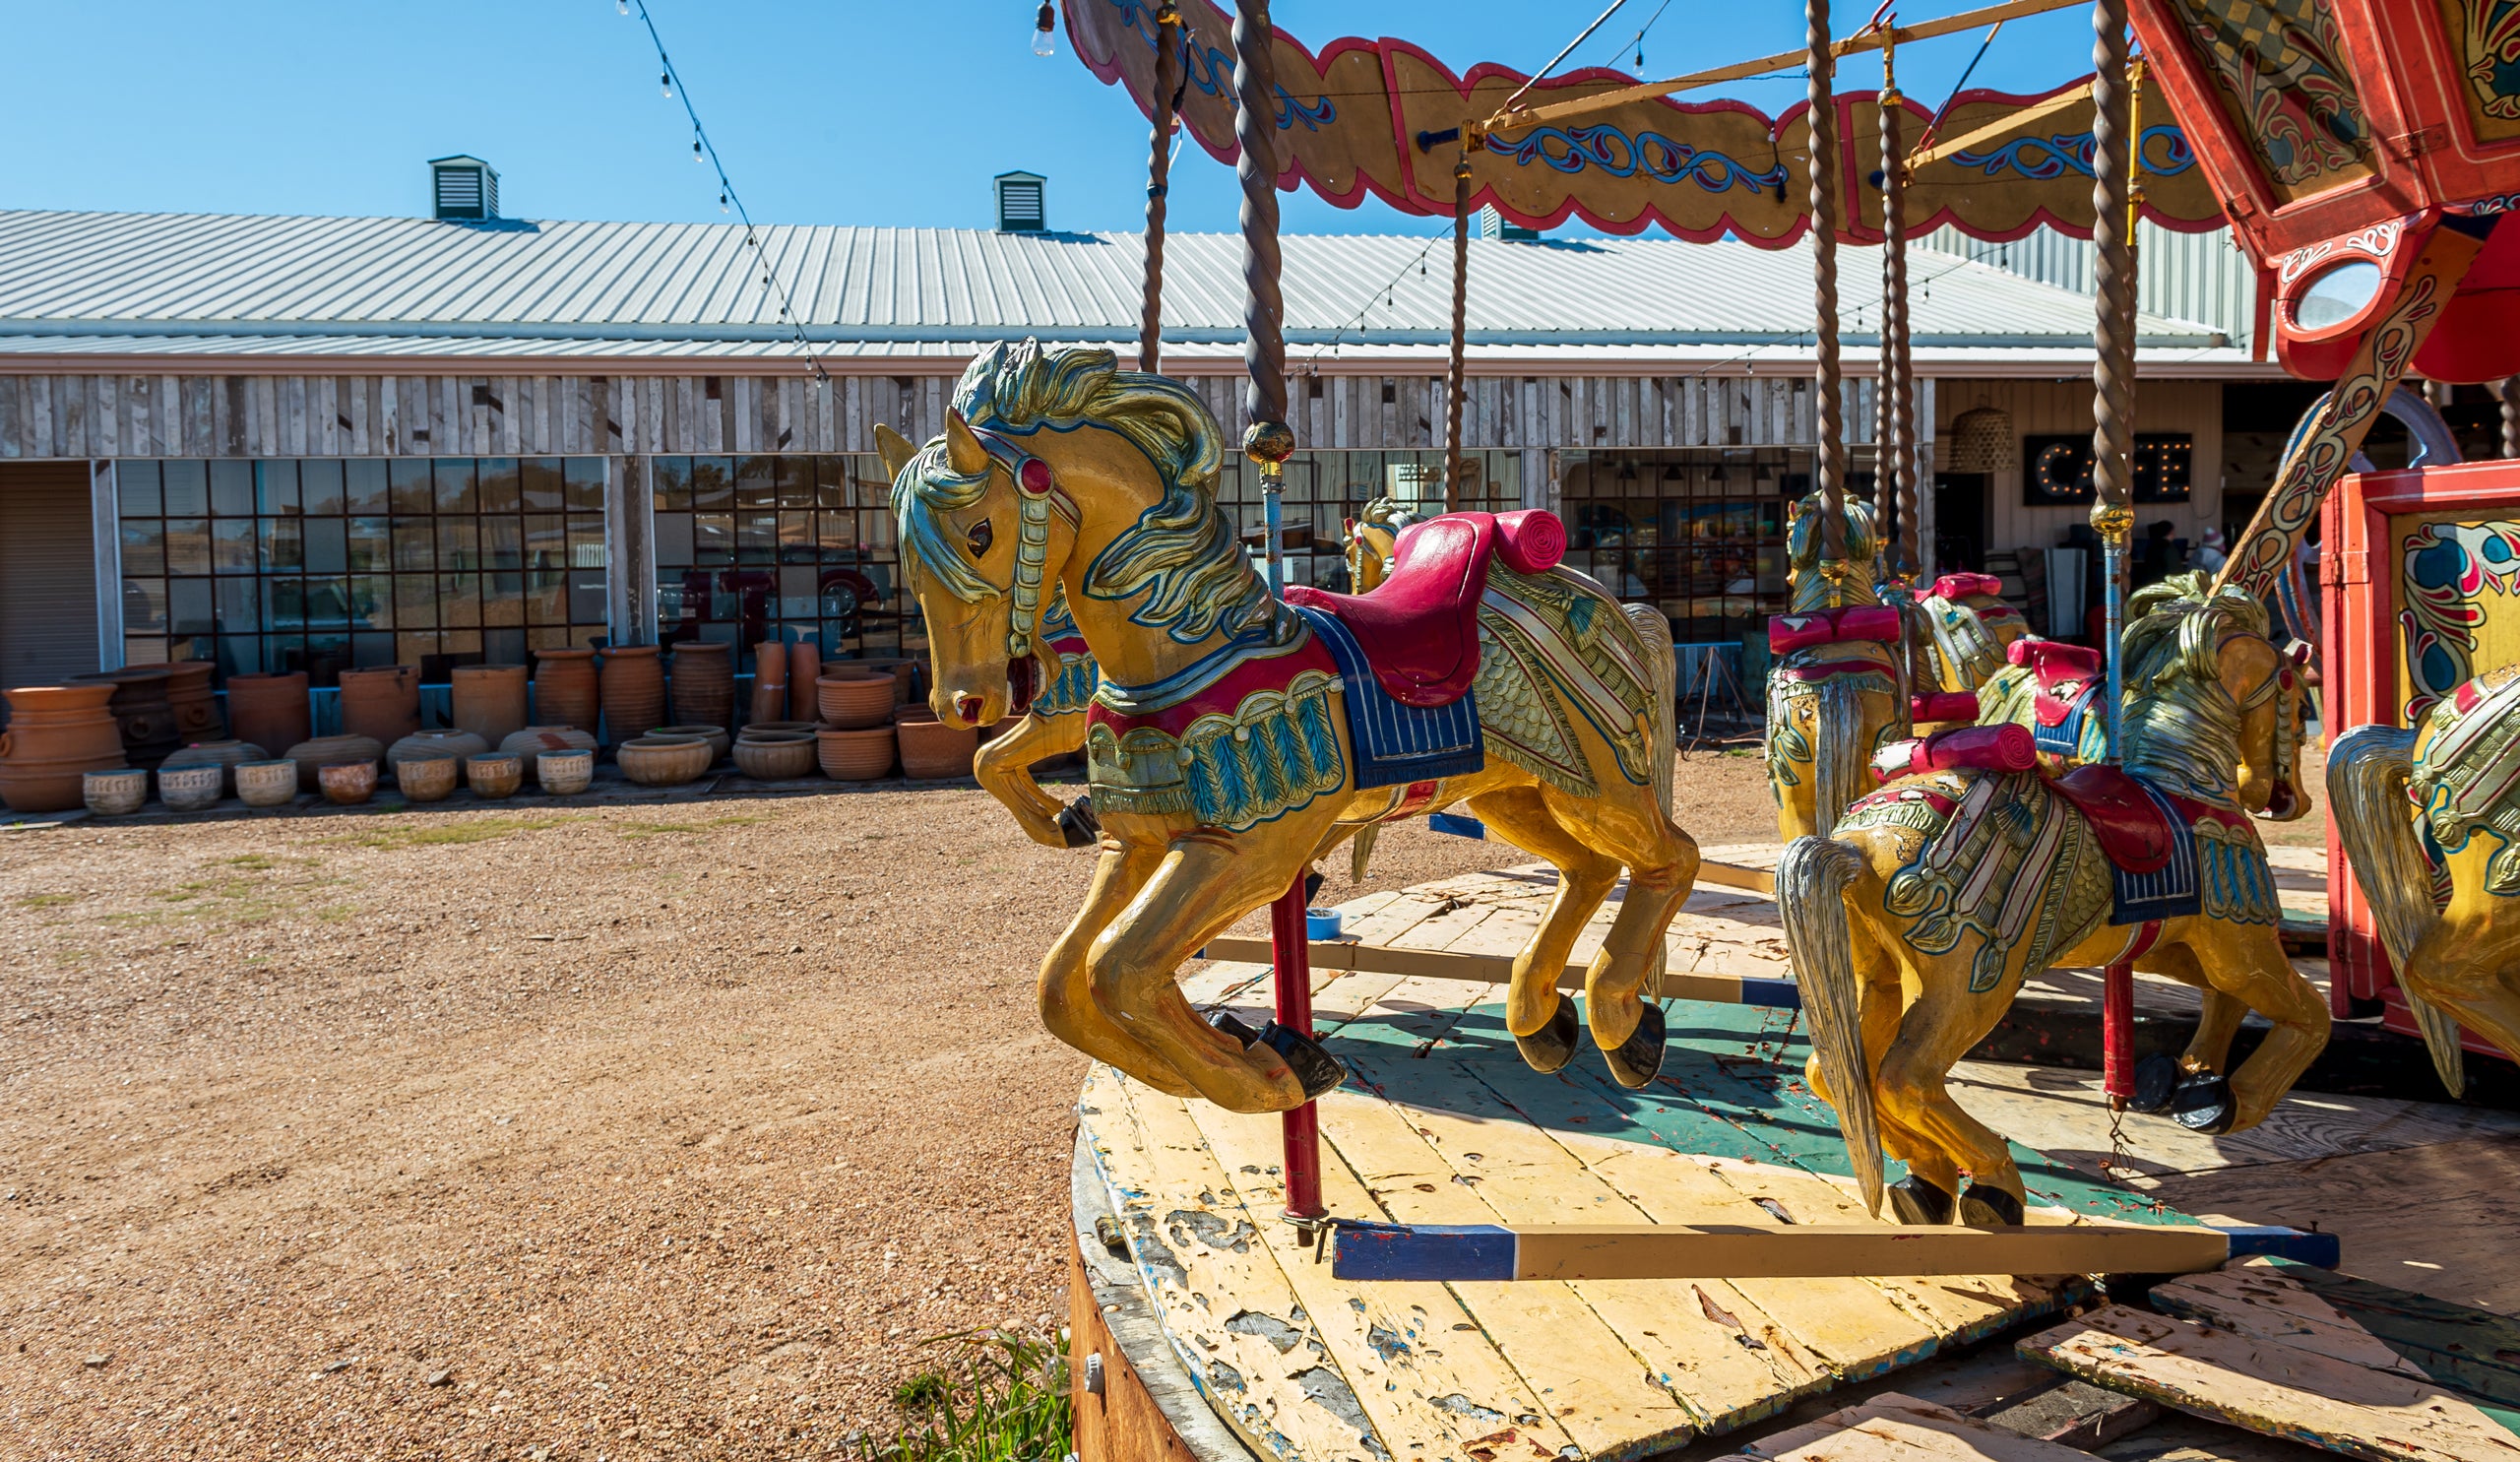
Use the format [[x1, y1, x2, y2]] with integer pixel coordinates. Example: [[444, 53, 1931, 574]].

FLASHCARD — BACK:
[[0, 161, 2317, 703]]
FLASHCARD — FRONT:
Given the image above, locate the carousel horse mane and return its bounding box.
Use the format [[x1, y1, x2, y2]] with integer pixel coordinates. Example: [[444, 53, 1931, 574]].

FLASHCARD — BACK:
[[1784, 490, 1886, 610], [892, 342, 1270, 646], [2116, 572, 2274, 808]]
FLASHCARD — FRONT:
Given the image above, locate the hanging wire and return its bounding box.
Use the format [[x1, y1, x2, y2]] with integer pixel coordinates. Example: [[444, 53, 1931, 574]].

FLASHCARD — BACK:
[[1500, 0, 1632, 113], [627, 0, 829, 382], [1300, 226, 1456, 375], [1602, 0, 1680, 73]]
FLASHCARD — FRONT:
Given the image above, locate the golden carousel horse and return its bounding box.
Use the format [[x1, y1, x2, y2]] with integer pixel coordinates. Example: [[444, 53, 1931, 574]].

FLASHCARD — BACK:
[[1912, 570, 2035, 714], [2330, 663, 2520, 1096], [1776, 576, 2323, 1225], [1764, 494, 1910, 840], [888, 341, 1697, 1112]]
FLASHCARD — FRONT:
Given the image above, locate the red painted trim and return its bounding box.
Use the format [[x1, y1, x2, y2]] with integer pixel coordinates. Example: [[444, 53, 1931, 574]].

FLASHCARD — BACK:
[[1270, 882, 1324, 1221]]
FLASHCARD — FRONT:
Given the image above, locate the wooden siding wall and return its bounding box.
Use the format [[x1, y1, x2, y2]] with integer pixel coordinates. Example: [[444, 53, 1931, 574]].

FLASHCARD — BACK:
[[1935, 377, 2221, 553], [0, 371, 1934, 459]]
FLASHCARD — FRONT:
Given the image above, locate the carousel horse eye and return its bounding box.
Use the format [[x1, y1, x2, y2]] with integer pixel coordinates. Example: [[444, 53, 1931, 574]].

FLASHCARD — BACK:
[[968, 519, 994, 558]]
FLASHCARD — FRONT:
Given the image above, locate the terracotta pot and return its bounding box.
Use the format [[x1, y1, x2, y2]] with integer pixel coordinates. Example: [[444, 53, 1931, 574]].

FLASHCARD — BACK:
[[0, 683, 126, 813], [161, 662, 224, 742], [740, 721, 818, 738], [531, 648, 600, 736], [816, 724, 896, 781], [450, 665, 531, 746], [668, 641, 735, 731], [898, 716, 979, 781], [599, 644, 665, 745], [159, 738, 268, 795], [788, 640, 821, 703], [754, 638, 788, 718], [731, 730, 817, 781], [397, 753, 460, 802], [72, 667, 181, 769], [158, 763, 224, 811], [616, 734, 713, 787], [234, 759, 298, 808], [222, 672, 311, 760], [652, 724, 729, 764], [536, 748, 595, 795], [318, 761, 376, 805], [337, 665, 421, 746], [499, 726, 598, 783], [84, 768, 149, 816], [389, 730, 490, 774], [465, 752, 524, 799], [283, 734, 383, 793], [817, 672, 896, 730]]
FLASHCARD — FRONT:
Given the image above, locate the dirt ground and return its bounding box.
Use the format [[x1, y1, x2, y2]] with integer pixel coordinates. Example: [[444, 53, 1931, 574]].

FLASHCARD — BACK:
[[0, 750, 1781, 1460]]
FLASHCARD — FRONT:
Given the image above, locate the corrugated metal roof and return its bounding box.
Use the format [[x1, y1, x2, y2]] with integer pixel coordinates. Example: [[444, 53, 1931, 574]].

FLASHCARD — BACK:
[[0, 209, 2230, 358]]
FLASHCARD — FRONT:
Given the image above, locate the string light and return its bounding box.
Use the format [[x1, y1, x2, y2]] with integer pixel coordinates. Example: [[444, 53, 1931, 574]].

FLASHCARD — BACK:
[[623, 0, 829, 382], [1032, 1, 1057, 56]]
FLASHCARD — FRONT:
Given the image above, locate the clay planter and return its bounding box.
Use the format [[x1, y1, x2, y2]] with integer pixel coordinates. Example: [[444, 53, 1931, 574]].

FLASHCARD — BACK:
[[318, 761, 376, 805], [389, 730, 490, 776], [731, 730, 817, 781], [816, 724, 896, 781], [234, 760, 298, 808], [652, 724, 729, 764], [531, 648, 600, 736], [0, 683, 127, 813], [753, 638, 788, 720], [536, 748, 596, 795], [396, 753, 460, 803], [161, 662, 224, 742], [84, 768, 149, 816], [450, 665, 531, 746], [465, 752, 524, 799], [616, 734, 713, 787], [816, 671, 896, 730], [741, 721, 819, 738], [157, 763, 224, 812], [160, 738, 267, 795], [668, 641, 735, 731], [598, 644, 666, 745], [897, 714, 979, 781], [222, 671, 312, 760], [499, 726, 598, 783], [337, 666, 421, 746], [788, 639, 822, 701], [283, 733, 383, 793], [72, 667, 181, 769]]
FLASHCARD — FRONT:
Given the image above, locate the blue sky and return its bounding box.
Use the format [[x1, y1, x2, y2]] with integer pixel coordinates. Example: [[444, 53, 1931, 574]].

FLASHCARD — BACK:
[[0, 1, 2101, 235]]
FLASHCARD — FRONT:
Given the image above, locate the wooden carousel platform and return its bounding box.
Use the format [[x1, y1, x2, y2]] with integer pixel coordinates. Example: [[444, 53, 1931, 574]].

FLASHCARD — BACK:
[[1067, 854, 2520, 1462]]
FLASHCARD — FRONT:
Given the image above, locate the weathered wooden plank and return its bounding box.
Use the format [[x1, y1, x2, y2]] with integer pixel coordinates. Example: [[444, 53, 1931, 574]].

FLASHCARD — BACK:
[[2156, 1263, 2520, 1408], [2019, 1305, 2520, 1462], [1741, 1393, 2095, 1462]]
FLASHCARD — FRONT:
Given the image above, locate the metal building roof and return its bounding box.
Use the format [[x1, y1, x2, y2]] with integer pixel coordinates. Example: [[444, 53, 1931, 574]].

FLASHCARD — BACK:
[[0, 209, 2249, 370]]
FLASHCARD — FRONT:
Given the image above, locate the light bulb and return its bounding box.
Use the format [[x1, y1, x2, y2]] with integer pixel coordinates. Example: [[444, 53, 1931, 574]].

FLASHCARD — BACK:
[[693, 138, 703, 163], [1032, 1, 1056, 55], [719, 193, 729, 214], [616, 0, 628, 14], [661, 71, 673, 97]]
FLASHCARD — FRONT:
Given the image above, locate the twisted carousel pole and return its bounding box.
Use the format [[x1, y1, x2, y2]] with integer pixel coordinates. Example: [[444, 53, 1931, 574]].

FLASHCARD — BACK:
[[1808, 0, 1848, 575], [2091, 0, 2140, 1110], [1878, 36, 1918, 576], [1231, 0, 1323, 1225], [1139, 1, 1182, 373], [1446, 154, 1472, 513]]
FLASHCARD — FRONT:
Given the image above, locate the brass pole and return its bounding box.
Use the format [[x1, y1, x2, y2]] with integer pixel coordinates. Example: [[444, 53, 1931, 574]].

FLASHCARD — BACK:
[[1446, 154, 1472, 514], [1809, 0, 1846, 571], [1138, 2, 1182, 373], [2090, 0, 2135, 765]]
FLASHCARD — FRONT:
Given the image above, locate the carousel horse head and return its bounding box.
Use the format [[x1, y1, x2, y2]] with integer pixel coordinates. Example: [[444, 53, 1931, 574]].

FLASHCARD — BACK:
[[1784, 489, 1885, 609], [882, 340, 1246, 728], [1344, 496, 1421, 593], [2119, 572, 2313, 820]]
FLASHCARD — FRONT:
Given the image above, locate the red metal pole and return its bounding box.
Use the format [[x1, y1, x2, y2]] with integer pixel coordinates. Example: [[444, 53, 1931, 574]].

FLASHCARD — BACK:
[[2103, 960, 2135, 1109], [1269, 877, 1325, 1220]]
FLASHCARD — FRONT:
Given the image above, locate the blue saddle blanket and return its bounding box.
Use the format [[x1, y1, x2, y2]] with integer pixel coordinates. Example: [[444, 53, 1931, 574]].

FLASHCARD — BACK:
[[2110, 774, 2201, 925], [1290, 604, 1484, 791]]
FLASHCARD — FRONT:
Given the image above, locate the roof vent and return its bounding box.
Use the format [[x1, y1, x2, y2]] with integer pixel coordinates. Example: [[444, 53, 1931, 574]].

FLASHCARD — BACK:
[[431, 156, 499, 222], [1476, 206, 1539, 242], [995, 170, 1046, 232]]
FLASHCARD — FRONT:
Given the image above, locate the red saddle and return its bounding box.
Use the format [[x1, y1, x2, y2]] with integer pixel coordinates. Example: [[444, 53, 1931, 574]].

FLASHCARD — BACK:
[[1285, 509, 1565, 708], [2007, 638, 2105, 728], [2048, 764, 2176, 874], [1930, 571, 2005, 601]]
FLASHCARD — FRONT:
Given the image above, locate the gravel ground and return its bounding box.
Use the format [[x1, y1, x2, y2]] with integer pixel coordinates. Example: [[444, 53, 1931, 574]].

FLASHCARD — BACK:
[[0, 750, 1782, 1459]]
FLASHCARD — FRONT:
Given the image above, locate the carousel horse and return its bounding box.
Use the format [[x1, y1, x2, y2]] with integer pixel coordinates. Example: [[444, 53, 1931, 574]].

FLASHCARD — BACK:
[[2330, 664, 2520, 1096], [1912, 571, 2034, 709], [1776, 576, 2322, 1225], [888, 341, 1697, 1112], [1765, 493, 1910, 840], [890, 415, 1109, 850]]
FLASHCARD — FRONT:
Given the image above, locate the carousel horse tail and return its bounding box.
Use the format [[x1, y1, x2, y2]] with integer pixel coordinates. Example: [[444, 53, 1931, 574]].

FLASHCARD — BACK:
[[1776, 834, 1885, 1217], [1811, 675, 1871, 839], [2327, 724, 2466, 1096], [1624, 604, 1678, 817]]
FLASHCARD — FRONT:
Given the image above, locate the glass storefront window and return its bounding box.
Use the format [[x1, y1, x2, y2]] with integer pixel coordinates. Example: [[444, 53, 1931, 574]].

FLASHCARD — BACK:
[[650, 454, 913, 670], [1557, 448, 1821, 643]]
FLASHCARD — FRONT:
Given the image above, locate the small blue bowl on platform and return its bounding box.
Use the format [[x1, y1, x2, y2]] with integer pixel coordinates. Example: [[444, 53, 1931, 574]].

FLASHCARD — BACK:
[[1305, 908, 1343, 940]]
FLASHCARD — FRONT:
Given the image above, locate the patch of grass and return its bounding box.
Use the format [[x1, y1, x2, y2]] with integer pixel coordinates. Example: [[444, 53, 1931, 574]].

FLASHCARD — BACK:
[[220, 854, 278, 869], [617, 814, 763, 839], [335, 814, 581, 851], [14, 893, 79, 909], [862, 1330, 1069, 1462]]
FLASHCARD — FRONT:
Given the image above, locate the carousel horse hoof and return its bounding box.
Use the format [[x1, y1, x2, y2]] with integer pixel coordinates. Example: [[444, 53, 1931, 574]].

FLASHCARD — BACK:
[[2129, 1053, 2183, 1114], [2168, 1074, 2237, 1135], [1602, 1002, 1668, 1090], [1514, 992, 1582, 1075], [1056, 795, 1102, 849], [1209, 1009, 1264, 1048], [1961, 1184, 2027, 1229], [1887, 1176, 1956, 1227], [1259, 1021, 1348, 1101], [1303, 869, 1326, 905]]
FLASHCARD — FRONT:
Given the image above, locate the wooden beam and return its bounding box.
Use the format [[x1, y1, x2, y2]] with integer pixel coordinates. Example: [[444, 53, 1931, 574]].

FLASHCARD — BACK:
[[1331, 1221, 2338, 1282], [1421, 811, 1778, 895], [1906, 80, 2095, 171], [1196, 933, 1801, 1008]]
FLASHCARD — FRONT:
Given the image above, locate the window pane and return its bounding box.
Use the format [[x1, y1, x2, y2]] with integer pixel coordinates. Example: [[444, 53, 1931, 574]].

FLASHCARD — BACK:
[[521, 457, 564, 513], [690, 457, 733, 511], [736, 510, 776, 563], [652, 457, 692, 512], [482, 572, 526, 627], [215, 576, 260, 634], [255, 461, 299, 515], [438, 573, 481, 627], [299, 459, 345, 515], [393, 519, 434, 571], [389, 460, 433, 514], [570, 571, 606, 626], [349, 576, 392, 630], [213, 519, 257, 573], [478, 457, 521, 514], [524, 515, 565, 571], [735, 455, 776, 509], [260, 518, 305, 573], [654, 512, 694, 567], [120, 521, 165, 577], [210, 461, 254, 517], [120, 460, 163, 516], [566, 515, 604, 568], [169, 578, 214, 635], [564, 457, 605, 512], [122, 578, 168, 633], [165, 518, 211, 575], [483, 516, 523, 571], [395, 576, 438, 627], [346, 459, 390, 515], [162, 461, 209, 516], [528, 569, 569, 623], [436, 518, 480, 571], [304, 516, 349, 575], [775, 455, 813, 508], [434, 458, 478, 514], [693, 513, 734, 565]]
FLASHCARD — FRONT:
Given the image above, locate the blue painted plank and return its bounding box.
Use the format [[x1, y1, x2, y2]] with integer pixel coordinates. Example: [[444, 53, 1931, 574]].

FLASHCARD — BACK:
[[1331, 1222, 1517, 1282], [1427, 812, 1486, 840], [2213, 1226, 2340, 1269]]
